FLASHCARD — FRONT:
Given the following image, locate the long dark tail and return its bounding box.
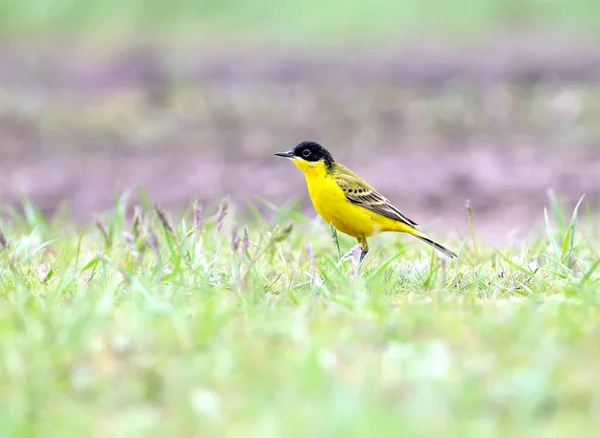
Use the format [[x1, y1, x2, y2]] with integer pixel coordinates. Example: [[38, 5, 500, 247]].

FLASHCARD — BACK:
[[414, 235, 457, 259]]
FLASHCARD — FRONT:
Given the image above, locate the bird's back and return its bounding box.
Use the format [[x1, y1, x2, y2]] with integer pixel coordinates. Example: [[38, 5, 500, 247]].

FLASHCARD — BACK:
[[331, 163, 372, 189]]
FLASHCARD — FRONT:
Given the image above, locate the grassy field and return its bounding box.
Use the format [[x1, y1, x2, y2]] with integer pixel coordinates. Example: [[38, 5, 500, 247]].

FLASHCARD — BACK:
[[2, 1, 600, 436], [1, 0, 600, 43], [1, 192, 600, 436]]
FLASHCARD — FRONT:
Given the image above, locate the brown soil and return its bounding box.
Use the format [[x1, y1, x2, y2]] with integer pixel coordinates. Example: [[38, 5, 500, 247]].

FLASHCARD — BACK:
[[2, 40, 600, 244], [2, 146, 598, 244]]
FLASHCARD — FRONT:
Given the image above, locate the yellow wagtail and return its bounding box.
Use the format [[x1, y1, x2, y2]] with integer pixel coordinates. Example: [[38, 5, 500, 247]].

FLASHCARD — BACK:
[[275, 141, 457, 264]]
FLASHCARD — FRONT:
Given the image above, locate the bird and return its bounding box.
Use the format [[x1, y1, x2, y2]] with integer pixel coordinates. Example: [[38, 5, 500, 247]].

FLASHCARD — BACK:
[[275, 141, 457, 264]]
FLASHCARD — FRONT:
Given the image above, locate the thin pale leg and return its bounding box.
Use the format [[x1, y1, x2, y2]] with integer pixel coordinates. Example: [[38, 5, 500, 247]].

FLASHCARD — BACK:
[[357, 236, 369, 266]]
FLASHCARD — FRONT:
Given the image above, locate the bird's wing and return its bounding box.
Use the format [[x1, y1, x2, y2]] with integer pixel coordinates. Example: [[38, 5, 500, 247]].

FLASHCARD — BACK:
[[334, 170, 420, 229]]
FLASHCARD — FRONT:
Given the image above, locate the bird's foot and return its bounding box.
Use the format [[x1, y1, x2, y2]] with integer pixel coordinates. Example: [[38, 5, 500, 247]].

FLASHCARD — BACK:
[[359, 249, 369, 265], [356, 248, 369, 275]]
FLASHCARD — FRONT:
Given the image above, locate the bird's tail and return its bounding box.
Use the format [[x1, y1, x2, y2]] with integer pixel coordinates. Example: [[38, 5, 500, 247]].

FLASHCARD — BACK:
[[413, 233, 457, 259]]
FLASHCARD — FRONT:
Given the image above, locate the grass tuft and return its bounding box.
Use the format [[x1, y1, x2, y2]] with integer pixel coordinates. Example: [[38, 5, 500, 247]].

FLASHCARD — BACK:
[[154, 203, 175, 235]]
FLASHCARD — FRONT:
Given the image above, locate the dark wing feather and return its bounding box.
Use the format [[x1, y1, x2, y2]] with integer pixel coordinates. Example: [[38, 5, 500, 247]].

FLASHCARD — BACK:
[[334, 170, 419, 229]]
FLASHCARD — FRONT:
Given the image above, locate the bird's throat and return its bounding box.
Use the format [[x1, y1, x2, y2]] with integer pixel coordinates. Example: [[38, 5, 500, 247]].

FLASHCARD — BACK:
[[292, 159, 331, 178]]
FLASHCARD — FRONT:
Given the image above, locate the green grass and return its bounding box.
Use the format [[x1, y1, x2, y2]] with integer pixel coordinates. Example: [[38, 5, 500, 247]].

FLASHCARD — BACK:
[[1, 0, 600, 43], [1, 192, 600, 436]]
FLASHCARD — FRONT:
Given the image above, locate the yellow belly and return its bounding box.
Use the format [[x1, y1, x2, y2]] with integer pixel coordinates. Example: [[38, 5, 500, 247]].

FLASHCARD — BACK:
[[305, 173, 411, 238]]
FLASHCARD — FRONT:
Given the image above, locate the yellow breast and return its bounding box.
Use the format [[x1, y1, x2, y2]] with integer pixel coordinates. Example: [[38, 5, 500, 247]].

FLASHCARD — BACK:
[[293, 159, 387, 238]]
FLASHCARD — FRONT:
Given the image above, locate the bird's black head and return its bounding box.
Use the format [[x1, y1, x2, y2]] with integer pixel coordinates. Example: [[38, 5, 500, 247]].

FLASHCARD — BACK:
[[275, 141, 335, 168]]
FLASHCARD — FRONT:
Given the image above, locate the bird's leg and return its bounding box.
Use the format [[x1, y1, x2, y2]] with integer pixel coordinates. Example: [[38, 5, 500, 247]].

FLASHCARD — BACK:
[[358, 236, 369, 266]]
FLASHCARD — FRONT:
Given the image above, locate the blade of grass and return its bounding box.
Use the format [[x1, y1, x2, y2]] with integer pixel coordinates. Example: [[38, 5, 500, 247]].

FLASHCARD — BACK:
[[578, 257, 600, 287], [560, 194, 585, 268], [544, 207, 560, 259], [548, 189, 568, 232]]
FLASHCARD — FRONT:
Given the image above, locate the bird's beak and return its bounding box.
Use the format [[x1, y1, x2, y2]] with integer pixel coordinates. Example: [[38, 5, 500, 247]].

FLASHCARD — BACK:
[[274, 151, 294, 158]]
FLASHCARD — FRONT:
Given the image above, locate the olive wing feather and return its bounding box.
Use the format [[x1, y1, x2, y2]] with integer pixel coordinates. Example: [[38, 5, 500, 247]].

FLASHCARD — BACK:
[[334, 170, 419, 229]]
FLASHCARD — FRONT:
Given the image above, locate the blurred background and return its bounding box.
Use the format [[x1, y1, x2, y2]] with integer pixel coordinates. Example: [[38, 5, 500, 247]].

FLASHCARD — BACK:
[[2, 0, 600, 242]]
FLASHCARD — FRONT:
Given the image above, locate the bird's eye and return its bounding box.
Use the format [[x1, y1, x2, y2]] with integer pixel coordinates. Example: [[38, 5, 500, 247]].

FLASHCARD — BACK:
[[302, 149, 311, 158]]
